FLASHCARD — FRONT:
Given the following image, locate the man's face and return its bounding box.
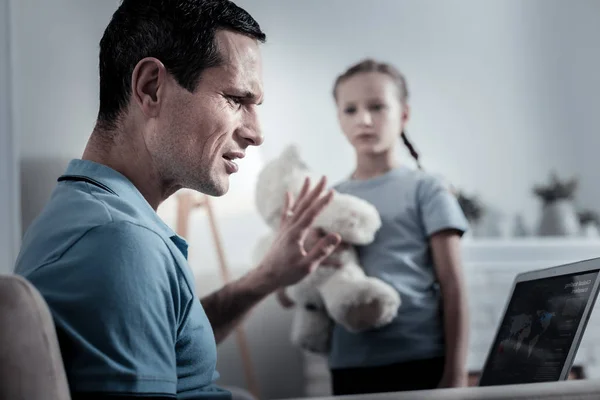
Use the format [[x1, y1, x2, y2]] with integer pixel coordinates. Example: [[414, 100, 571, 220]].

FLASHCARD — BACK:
[[150, 30, 264, 196]]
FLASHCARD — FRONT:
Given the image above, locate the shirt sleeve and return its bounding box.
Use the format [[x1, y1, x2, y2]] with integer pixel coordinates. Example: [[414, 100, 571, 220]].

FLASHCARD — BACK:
[[26, 221, 180, 396], [417, 174, 470, 237]]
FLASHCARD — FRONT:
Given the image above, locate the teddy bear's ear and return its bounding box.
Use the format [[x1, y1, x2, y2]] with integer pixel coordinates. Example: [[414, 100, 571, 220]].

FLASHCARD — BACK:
[[281, 143, 300, 160], [281, 143, 309, 170]]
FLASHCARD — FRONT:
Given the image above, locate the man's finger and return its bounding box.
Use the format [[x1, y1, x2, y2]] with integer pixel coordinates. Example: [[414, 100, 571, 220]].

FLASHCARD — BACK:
[[294, 189, 334, 232], [292, 176, 327, 220], [291, 177, 310, 213], [280, 191, 293, 225], [305, 232, 341, 268]]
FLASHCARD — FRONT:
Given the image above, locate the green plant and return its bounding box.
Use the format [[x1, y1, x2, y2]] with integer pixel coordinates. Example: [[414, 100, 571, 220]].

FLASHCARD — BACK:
[[456, 191, 484, 223], [533, 171, 578, 204], [578, 209, 600, 226]]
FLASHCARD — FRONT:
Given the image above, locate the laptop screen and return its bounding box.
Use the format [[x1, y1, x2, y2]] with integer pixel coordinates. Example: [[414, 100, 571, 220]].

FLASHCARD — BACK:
[[479, 269, 599, 386]]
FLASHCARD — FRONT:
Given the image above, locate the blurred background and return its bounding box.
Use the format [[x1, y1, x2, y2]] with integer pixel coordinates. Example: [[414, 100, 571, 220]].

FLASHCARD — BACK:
[[2, 0, 600, 399]]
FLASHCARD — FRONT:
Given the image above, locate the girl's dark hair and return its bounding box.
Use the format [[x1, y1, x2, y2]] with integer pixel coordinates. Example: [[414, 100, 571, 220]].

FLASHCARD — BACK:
[[333, 59, 422, 169]]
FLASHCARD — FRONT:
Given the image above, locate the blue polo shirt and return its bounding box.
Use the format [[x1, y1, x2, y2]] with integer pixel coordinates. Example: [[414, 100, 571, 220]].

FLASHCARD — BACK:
[[14, 159, 230, 399]]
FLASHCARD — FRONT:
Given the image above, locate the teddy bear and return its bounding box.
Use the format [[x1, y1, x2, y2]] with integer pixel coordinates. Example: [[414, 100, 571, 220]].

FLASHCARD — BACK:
[[252, 144, 402, 354]]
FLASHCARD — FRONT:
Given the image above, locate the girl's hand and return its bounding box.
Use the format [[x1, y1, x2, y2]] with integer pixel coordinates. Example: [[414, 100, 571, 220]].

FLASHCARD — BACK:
[[276, 288, 295, 308], [303, 227, 349, 267], [437, 369, 468, 388]]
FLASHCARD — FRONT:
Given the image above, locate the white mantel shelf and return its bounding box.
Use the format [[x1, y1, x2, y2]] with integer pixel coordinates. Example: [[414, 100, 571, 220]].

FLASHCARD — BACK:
[[302, 237, 600, 397], [460, 237, 600, 377]]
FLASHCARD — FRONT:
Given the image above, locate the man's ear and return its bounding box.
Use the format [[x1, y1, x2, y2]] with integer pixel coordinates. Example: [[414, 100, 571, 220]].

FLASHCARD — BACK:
[[130, 57, 167, 118]]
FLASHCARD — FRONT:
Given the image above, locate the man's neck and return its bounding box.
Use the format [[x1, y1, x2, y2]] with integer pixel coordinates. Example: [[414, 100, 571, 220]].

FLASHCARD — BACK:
[[82, 125, 180, 210]]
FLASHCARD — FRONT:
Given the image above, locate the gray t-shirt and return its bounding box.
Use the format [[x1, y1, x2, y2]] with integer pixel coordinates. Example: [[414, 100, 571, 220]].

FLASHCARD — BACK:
[[329, 165, 469, 369]]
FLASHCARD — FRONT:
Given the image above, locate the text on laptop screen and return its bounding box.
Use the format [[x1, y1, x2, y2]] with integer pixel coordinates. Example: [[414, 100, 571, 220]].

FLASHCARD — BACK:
[[479, 270, 599, 386]]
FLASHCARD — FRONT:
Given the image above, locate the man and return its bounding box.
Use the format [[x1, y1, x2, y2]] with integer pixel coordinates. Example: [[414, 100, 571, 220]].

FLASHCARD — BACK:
[[13, 1, 341, 399]]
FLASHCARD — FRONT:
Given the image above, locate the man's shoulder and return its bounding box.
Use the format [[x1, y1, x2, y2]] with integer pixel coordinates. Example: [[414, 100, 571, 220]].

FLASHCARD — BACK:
[[18, 220, 176, 278], [15, 219, 190, 317], [24, 178, 162, 236], [16, 183, 177, 279]]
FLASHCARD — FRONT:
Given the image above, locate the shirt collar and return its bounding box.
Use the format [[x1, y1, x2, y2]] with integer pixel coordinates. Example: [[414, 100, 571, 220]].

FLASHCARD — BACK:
[[60, 159, 188, 255]]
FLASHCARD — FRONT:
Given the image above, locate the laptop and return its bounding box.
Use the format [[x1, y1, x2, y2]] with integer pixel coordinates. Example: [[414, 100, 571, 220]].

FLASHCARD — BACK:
[[478, 257, 600, 387]]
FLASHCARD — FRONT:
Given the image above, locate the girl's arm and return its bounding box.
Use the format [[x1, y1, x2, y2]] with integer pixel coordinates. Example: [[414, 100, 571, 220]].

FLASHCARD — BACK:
[[430, 229, 469, 388]]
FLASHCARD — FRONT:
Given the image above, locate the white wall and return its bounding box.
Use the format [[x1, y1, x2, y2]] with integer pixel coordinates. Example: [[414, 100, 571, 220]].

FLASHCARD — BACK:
[[0, 0, 20, 273], [13, 0, 122, 231], [16, 0, 600, 236], [235, 0, 596, 231], [558, 1, 600, 211], [11, 0, 600, 398]]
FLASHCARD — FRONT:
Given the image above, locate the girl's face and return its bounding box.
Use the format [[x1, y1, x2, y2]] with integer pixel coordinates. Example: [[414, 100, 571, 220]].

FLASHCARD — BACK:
[[335, 71, 409, 155]]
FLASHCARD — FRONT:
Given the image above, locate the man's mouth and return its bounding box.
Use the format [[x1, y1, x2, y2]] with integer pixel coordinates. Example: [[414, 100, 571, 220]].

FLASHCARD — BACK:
[[222, 151, 245, 174]]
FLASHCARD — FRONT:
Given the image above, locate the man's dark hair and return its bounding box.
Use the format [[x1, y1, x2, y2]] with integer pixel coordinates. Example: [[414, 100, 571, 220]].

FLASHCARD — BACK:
[[97, 0, 266, 130]]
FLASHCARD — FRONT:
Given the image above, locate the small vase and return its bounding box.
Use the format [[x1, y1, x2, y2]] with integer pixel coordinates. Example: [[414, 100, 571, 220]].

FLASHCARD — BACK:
[[581, 222, 600, 238], [463, 226, 474, 239], [513, 214, 529, 237], [475, 208, 510, 238], [537, 199, 580, 237]]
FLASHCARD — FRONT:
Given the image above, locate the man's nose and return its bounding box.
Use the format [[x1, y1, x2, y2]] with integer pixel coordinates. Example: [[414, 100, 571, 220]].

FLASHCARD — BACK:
[[239, 126, 264, 146], [238, 110, 264, 146], [238, 109, 265, 146]]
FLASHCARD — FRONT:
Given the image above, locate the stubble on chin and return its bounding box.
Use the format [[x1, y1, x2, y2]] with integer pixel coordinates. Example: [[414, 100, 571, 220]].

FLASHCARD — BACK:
[[184, 162, 226, 197]]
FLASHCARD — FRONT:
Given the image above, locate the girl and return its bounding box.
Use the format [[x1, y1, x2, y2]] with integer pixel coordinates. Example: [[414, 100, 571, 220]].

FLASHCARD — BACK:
[[278, 59, 470, 395]]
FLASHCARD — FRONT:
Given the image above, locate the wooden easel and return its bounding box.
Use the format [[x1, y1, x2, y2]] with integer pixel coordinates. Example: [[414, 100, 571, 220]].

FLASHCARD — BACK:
[[175, 190, 261, 399]]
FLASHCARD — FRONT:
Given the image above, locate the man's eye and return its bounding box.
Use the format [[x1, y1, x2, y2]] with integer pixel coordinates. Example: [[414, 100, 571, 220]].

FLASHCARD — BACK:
[[344, 107, 356, 114], [228, 96, 243, 108]]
